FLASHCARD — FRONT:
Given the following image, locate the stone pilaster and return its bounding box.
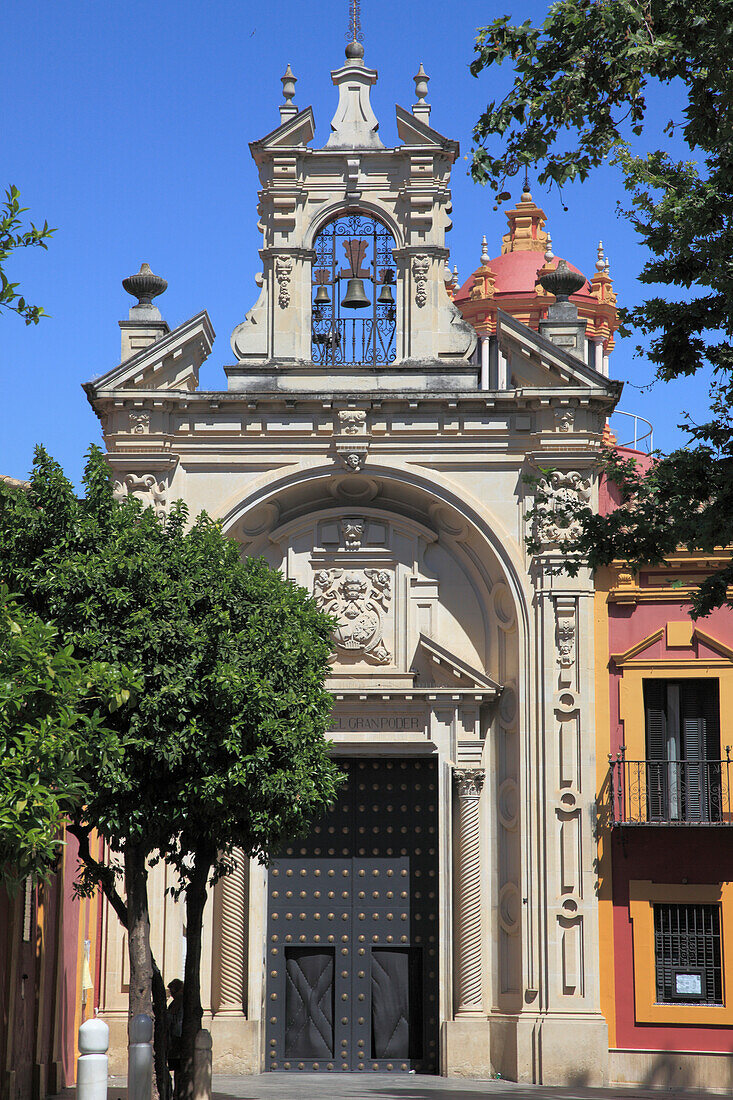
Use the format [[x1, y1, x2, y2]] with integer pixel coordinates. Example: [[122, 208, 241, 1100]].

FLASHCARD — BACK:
[[212, 852, 248, 1015], [453, 768, 485, 1016]]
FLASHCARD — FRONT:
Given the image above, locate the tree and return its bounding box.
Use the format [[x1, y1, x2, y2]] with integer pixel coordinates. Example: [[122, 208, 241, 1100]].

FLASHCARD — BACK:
[[0, 447, 342, 1098], [1, 185, 55, 324], [470, 0, 733, 615], [0, 590, 136, 889]]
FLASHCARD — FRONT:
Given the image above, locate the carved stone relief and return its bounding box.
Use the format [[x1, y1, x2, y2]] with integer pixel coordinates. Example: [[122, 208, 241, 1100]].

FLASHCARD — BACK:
[[534, 470, 591, 547], [128, 411, 150, 435], [553, 406, 575, 433], [337, 409, 367, 436], [412, 254, 430, 308], [313, 568, 392, 664], [340, 517, 364, 551], [113, 472, 167, 518], [275, 255, 292, 308]]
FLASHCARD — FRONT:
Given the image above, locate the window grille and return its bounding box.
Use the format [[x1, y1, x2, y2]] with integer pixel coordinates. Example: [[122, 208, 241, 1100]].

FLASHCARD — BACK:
[[311, 213, 397, 366], [654, 903, 723, 1004]]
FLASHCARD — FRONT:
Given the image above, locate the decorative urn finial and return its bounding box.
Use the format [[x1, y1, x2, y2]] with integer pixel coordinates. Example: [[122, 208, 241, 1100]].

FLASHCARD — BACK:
[[537, 258, 586, 302], [596, 240, 606, 272], [281, 63, 297, 105], [481, 234, 490, 265], [414, 63, 430, 103], [122, 263, 167, 307]]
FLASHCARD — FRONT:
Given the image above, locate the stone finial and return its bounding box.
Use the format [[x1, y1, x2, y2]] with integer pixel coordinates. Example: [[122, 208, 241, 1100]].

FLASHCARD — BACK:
[[596, 240, 606, 272], [481, 235, 490, 265], [412, 62, 431, 123], [544, 234, 554, 266], [345, 38, 365, 60], [281, 63, 296, 104], [122, 264, 167, 319], [414, 63, 430, 103], [279, 64, 298, 122], [452, 264, 460, 290], [120, 263, 169, 362]]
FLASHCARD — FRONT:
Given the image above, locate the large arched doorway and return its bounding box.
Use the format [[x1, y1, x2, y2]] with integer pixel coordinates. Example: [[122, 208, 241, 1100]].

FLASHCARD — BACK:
[[221, 464, 528, 1075]]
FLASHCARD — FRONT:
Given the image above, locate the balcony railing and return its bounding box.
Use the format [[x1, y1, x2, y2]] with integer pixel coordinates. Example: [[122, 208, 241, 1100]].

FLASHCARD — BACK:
[[608, 749, 733, 825]]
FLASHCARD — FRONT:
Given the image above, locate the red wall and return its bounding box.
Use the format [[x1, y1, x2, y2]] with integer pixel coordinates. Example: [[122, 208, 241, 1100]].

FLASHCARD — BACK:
[[611, 829, 733, 1051]]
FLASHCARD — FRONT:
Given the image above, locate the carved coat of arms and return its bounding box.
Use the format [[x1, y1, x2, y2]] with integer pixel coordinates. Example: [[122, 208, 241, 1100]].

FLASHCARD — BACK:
[[313, 568, 392, 665]]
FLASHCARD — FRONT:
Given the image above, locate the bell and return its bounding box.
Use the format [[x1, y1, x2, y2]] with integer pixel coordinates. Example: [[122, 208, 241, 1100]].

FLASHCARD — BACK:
[[314, 284, 330, 305], [377, 282, 394, 306], [341, 277, 370, 309]]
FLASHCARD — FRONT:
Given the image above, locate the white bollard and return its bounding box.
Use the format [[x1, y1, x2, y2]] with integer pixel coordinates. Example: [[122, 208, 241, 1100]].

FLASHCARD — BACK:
[[78, 1018, 109, 1100], [193, 1030, 212, 1100], [128, 1014, 153, 1100]]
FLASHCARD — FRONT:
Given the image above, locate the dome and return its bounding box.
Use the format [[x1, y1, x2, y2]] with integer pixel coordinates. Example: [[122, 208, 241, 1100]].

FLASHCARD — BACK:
[[454, 251, 593, 305]]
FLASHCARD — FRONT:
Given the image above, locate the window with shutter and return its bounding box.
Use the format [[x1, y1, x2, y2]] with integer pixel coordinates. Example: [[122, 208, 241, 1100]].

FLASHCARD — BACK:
[[644, 680, 721, 822]]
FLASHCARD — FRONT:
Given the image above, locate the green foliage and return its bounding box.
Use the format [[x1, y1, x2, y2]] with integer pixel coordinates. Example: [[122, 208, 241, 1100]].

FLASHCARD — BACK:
[[1, 185, 55, 324], [0, 589, 136, 888], [471, 0, 733, 609], [0, 445, 342, 877]]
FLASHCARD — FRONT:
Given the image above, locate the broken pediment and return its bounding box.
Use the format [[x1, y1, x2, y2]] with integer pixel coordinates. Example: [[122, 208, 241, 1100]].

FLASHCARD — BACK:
[[249, 106, 315, 159], [395, 103, 459, 156], [85, 311, 214, 395]]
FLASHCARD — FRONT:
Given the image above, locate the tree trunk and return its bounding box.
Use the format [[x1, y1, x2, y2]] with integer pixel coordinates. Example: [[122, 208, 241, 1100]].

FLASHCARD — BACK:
[[152, 959, 171, 1100], [177, 849, 213, 1100], [125, 841, 159, 1098], [72, 828, 169, 1100]]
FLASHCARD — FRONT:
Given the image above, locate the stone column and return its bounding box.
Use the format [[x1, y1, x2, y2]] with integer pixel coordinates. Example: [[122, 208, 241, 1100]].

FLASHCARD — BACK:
[[453, 768, 485, 1016], [212, 852, 248, 1015], [480, 335, 490, 391]]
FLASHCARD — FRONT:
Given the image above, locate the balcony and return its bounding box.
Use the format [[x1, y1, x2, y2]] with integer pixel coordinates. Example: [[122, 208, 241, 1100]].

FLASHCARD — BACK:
[[608, 750, 733, 825]]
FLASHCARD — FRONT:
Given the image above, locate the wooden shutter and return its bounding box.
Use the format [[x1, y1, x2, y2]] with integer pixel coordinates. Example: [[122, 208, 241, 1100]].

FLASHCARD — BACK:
[[644, 680, 667, 820], [681, 680, 721, 822]]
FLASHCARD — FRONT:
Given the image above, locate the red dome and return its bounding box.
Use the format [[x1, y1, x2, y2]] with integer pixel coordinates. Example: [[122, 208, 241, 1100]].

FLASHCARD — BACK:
[[454, 251, 592, 304]]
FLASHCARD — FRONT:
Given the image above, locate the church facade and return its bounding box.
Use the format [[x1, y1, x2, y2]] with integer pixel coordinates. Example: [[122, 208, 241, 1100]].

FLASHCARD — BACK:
[[85, 40, 622, 1083]]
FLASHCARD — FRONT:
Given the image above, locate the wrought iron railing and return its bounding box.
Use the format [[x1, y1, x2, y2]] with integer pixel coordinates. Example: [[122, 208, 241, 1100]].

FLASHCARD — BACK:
[[311, 313, 397, 367], [608, 749, 733, 825]]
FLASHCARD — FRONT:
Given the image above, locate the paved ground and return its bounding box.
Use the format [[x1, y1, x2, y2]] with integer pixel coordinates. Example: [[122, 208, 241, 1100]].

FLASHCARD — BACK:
[[65, 1075, 726, 1100]]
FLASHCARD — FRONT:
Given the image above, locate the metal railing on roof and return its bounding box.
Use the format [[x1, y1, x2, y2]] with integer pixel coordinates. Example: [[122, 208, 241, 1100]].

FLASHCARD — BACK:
[[608, 410, 654, 453]]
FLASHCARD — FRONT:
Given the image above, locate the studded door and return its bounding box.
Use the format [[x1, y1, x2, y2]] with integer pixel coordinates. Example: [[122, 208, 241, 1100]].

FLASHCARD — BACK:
[[266, 757, 439, 1072]]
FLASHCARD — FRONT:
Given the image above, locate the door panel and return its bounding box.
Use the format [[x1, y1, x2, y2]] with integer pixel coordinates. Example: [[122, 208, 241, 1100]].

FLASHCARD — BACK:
[[266, 757, 438, 1072]]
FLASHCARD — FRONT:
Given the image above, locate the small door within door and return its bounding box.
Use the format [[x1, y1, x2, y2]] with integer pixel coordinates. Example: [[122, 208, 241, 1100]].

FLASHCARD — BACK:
[[265, 757, 438, 1072]]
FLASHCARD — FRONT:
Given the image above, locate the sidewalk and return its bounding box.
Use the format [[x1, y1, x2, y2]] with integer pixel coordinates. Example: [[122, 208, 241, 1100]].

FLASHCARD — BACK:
[[56, 1073, 729, 1100]]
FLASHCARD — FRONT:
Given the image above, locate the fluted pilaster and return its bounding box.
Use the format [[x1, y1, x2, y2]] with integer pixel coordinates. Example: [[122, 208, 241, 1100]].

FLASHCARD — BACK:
[[453, 768, 485, 1016]]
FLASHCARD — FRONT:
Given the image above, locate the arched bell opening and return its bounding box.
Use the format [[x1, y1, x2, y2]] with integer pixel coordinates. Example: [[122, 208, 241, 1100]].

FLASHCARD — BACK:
[[311, 212, 398, 367]]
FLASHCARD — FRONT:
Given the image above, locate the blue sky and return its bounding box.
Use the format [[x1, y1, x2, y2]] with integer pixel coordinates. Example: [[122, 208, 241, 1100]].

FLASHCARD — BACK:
[[3, 0, 704, 486]]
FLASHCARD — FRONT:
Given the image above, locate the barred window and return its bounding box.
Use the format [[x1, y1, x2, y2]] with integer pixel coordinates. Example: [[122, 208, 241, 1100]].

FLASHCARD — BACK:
[[654, 903, 723, 1004]]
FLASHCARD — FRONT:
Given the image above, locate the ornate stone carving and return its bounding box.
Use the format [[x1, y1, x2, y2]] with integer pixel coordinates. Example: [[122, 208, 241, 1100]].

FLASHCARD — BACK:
[[340, 517, 364, 551], [454, 768, 485, 799], [128, 411, 150, 435], [336, 444, 368, 471], [313, 568, 392, 664], [337, 409, 367, 436], [554, 406, 574, 433], [412, 254, 430, 308], [275, 255, 292, 308], [535, 470, 591, 546], [557, 620, 575, 668], [453, 767, 485, 1014], [113, 472, 167, 518]]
